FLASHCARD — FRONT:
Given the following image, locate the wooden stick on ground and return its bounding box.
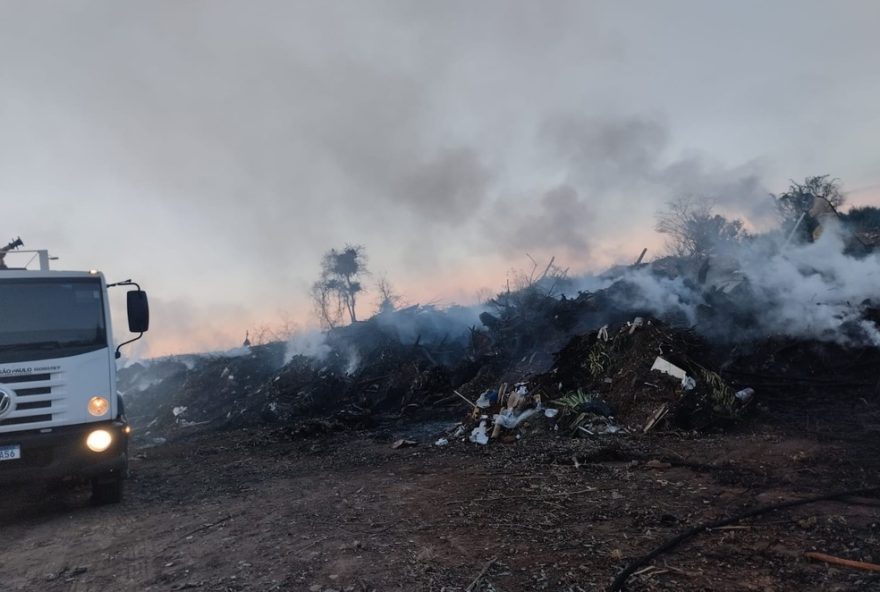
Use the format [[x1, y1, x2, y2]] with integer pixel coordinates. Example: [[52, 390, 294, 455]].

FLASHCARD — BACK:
[[294, 535, 329, 554], [497, 383, 508, 408], [633, 248, 648, 266], [465, 558, 497, 592], [805, 552, 880, 573], [453, 390, 477, 408], [179, 515, 233, 540]]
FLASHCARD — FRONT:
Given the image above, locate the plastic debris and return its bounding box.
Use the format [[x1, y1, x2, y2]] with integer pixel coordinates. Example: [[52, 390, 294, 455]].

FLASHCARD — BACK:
[[735, 387, 755, 403], [177, 419, 210, 428], [544, 408, 559, 418], [434, 438, 449, 447], [651, 357, 688, 381], [493, 407, 539, 429], [469, 421, 489, 445], [577, 419, 624, 436], [475, 389, 498, 409], [681, 375, 697, 391]]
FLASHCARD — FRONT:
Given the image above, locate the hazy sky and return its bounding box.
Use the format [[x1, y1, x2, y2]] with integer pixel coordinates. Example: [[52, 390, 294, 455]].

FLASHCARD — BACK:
[[2, 1, 879, 356]]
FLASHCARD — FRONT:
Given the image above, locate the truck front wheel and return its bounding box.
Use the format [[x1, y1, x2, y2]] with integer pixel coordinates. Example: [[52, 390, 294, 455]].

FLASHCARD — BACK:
[[91, 472, 124, 505]]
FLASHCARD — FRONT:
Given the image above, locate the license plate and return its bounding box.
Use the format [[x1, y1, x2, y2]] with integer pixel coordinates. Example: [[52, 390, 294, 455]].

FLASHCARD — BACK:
[[0, 445, 21, 461]]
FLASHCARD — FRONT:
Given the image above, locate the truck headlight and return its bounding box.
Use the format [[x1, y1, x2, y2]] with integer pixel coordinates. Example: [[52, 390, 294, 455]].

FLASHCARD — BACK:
[[86, 430, 113, 452], [88, 396, 110, 417]]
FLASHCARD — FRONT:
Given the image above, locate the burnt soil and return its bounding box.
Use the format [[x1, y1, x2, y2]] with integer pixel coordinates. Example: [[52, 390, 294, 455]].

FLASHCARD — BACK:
[[2, 394, 880, 592]]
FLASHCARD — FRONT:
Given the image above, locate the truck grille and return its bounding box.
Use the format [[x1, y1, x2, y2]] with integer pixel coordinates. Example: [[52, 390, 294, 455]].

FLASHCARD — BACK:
[[0, 373, 51, 384], [0, 373, 65, 431], [0, 414, 53, 426]]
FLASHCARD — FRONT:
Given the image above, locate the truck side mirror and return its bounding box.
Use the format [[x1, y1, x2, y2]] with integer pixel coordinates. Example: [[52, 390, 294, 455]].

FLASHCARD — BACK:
[[127, 290, 150, 333]]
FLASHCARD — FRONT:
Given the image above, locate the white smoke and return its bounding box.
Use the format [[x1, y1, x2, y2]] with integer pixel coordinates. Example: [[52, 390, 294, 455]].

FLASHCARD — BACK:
[[284, 330, 332, 365], [219, 346, 252, 358], [593, 221, 880, 346], [343, 350, 361, 376], [283, 330, 362, 375], [736, 224, 880, 343], [617, 273, 703, 326], [374, 304, 485, 344], [283, 220, 880, 371]]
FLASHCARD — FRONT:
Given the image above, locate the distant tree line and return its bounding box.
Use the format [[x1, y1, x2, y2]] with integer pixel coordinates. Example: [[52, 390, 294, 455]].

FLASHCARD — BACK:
[[655, 175, 880, 257]]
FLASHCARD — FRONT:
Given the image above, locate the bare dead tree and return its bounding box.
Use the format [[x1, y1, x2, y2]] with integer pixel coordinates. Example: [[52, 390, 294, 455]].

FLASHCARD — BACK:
[[509, 254, 569, 296], [473, 287, 493, 306], [248, 312, 299, 345], [249, 324, 273, 346], [274, 311, 298, 341], [311, 245, 368, 327], [374, 274, 403, 314], [311, 281, 343, 329], [655, 196, 747, 257]]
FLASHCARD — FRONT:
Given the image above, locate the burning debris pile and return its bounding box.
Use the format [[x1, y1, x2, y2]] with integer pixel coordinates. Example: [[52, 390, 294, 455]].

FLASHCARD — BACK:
[[117, 299, 842, 447], [120, 193, 880, 446], [537, 318, 754, 431], [121, 344, 286, 444], [432, 316, 756, 449]]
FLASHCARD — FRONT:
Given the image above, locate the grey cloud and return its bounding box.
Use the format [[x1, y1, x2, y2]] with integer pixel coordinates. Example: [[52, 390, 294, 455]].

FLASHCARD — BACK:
[[488, 185, 593, 259], [394, 148, 493, 222], [541, 115, 669, 192], [481, 114, 770, 260], [540, 114, 771, 231], [657, 159, 774, 227]]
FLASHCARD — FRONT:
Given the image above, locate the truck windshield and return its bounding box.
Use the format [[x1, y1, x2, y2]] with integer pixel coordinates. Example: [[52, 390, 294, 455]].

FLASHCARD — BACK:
[[0, 277, 108, 364]]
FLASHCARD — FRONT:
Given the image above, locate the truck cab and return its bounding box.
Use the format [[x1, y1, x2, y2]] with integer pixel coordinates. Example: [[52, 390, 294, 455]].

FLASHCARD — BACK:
[[0, 247, 149, 504]]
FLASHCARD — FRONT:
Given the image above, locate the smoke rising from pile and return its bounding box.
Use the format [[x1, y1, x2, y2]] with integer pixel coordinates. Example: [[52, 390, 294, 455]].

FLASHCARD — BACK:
[[591, 222, 880, 346], [287, 217, 880, 370], [284, 331, 332, 366], [284, 305, 485, 371], [284, 330, 363, 375]]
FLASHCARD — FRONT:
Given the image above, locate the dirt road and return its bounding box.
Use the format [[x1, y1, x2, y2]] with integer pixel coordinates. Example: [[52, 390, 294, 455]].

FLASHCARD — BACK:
[[2, 410, 880, 592]]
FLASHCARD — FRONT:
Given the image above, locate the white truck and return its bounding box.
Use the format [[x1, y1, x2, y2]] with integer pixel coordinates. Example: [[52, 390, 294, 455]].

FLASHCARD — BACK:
[[0, 240, 149, 504]]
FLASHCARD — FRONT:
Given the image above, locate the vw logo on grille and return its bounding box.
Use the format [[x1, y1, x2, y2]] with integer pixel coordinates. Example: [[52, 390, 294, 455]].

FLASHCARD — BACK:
[[0, 389, 11, 418]]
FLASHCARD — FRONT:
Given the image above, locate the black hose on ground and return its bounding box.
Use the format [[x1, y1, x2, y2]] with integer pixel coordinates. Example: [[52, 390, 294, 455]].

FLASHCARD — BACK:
[[609, 486, 880, 592]]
